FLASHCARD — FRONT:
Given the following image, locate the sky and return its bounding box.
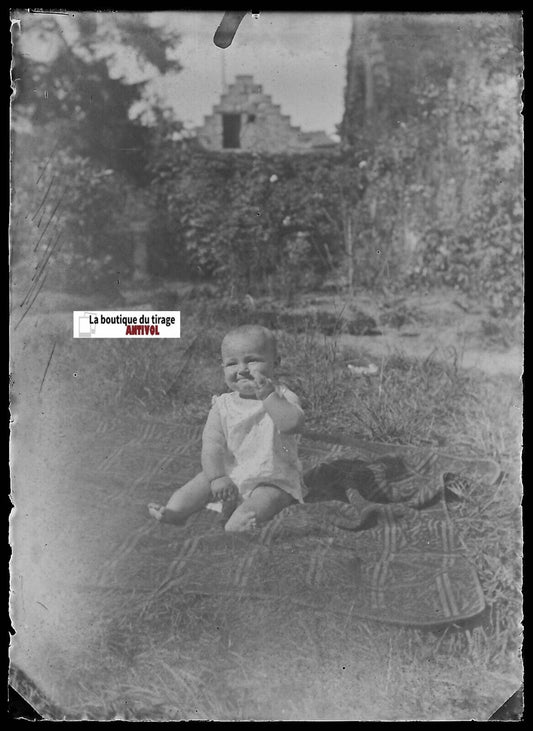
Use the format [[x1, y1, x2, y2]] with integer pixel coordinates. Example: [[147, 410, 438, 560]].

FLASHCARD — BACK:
[[145, 12, 353, 139], [16, 11, 519, 142], [14, 11, 352, 139]]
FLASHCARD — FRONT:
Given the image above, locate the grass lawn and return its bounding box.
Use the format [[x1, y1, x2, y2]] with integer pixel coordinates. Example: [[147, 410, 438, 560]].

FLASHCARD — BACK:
[[10, 295, 523, 720]]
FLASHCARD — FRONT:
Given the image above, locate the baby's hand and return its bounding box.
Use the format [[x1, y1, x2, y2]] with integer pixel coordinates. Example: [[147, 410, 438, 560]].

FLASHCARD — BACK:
[[211, 476, 238, 502], [252, 372, 275, 400]]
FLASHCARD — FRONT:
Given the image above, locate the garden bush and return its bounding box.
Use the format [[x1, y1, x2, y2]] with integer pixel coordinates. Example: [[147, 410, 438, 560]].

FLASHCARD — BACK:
[[147, 144, 366, 298], [343, 14, 523, 316], [11, 127, 145, 295]]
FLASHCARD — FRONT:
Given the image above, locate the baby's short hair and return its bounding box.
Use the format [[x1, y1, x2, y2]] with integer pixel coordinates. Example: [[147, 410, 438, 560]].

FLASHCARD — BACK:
[[222, 324, 277, 358]]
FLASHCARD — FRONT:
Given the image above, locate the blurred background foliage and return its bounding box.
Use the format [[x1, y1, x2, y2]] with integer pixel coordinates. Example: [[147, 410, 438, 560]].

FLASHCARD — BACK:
[[339, 14, 522, 315], [146, 146, 366, 300], [11, 12, 523, 315]]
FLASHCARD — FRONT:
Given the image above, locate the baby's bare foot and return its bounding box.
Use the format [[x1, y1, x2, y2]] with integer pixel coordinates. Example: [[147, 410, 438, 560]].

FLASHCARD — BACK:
[[224, 511, 257, 533], [243, 515, 257, 532], [148, 503, 165, 521], [147, 503, 187, 525]]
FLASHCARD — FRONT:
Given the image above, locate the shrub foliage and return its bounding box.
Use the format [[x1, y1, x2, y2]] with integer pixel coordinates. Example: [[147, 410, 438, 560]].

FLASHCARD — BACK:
[[148, 146, 366, 299], [12, 13, 522, 315]]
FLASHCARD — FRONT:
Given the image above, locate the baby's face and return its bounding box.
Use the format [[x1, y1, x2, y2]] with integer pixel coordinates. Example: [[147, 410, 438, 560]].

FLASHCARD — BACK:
[[221, 332, 277, 398]]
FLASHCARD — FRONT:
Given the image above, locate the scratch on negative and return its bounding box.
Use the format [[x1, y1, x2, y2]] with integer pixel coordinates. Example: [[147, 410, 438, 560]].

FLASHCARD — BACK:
[[14, 271, 48, 331], [39, 341, 56, 394], [29, 10, 69, 15]]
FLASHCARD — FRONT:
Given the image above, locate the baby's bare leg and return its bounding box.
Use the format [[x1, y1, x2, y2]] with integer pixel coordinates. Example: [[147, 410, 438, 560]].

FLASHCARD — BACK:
[[148, 471, 212, 524], [224, 484, 294, 533]]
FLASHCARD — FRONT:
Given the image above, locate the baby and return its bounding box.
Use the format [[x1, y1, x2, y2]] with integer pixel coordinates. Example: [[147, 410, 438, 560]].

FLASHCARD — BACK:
[[148, 324, 307, 532]]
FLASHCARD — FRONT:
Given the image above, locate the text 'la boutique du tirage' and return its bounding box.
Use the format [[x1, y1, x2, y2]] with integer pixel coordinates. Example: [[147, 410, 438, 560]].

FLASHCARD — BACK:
[[73, 312, 181, 338]]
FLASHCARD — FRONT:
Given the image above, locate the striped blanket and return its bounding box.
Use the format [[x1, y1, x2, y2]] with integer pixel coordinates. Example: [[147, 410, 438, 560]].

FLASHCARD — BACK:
[[77, 413, 500, 627]]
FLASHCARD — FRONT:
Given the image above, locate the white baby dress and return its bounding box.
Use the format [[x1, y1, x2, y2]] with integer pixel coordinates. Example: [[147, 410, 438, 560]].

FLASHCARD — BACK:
[[204, 385, 307, 503]]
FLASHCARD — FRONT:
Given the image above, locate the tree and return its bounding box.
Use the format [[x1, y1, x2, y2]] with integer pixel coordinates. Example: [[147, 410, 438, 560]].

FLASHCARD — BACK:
[[11, 11, 183, 183], [338, 13, 523, 313], [10, 12, 185, 294]]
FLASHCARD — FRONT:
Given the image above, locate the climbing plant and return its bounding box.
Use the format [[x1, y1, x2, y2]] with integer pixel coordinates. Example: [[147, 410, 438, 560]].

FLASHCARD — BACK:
[[341, 13, 523, 314], [148, 144, 366, 298]]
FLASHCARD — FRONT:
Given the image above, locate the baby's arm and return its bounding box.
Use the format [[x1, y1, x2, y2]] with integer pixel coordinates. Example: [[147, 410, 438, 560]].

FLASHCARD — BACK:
[[253, 375, 305, 434], [201, 402, 238, 501]]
